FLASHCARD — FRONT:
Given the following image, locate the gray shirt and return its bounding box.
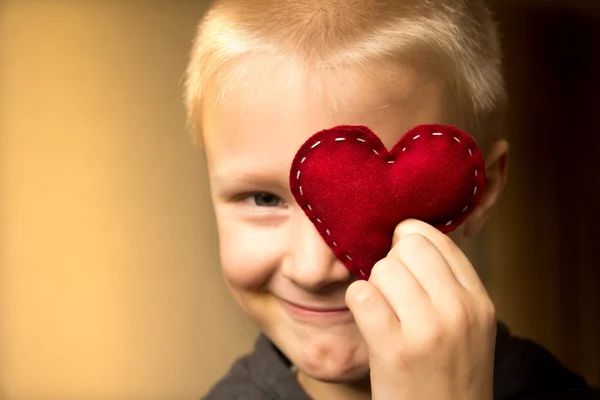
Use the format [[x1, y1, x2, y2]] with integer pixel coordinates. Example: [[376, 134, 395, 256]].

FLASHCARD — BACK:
[[202, 321, 600, 399]]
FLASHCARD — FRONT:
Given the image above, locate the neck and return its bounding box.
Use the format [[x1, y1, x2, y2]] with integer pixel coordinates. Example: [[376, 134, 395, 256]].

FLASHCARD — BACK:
[[296, 370, 371, 400]]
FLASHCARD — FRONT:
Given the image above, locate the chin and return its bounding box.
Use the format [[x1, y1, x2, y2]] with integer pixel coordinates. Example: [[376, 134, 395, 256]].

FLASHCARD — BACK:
[[301, 363, 371, 384], [236, 290, 371, 382], [269, 325, 371, 382]]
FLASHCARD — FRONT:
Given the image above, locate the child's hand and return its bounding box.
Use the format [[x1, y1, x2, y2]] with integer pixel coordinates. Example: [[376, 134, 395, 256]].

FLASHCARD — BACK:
[[345, 219, 496, 400]]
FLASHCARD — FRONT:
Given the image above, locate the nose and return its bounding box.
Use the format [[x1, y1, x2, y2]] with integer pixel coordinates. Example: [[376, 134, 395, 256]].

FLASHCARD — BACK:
[[281, 213, 353, 290]]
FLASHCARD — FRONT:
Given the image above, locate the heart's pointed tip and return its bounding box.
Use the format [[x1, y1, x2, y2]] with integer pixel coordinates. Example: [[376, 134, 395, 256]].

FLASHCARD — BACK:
[[346, 265, 371, 281]]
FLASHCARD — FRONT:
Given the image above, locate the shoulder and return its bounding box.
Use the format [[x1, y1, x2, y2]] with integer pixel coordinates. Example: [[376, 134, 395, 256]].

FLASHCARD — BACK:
[[494, 321, 600, 399], [201, 336, 269, 400], [200, 334, 309, 400], [201, 355, 263, 400]]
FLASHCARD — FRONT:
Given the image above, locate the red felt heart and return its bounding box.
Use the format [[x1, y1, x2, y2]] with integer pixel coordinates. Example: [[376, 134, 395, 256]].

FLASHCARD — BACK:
[[289, 124, 486, 280]]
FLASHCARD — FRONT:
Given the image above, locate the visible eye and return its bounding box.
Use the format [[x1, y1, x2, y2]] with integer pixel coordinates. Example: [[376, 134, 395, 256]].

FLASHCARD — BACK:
[[251, 192, 284, 207]]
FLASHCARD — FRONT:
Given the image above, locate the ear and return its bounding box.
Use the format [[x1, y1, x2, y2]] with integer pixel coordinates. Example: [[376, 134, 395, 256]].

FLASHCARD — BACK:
[[463, 139, 509, 237]]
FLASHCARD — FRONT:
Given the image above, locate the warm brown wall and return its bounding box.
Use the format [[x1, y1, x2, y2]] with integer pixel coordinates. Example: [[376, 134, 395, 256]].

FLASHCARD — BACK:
[[0, 1, 598, 399], [0, 2, 258, 399], [486, 0, 600, 386]]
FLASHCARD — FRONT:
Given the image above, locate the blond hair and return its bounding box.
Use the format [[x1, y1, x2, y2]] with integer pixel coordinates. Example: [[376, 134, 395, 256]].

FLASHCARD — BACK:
[[184, 0, 507, 149]]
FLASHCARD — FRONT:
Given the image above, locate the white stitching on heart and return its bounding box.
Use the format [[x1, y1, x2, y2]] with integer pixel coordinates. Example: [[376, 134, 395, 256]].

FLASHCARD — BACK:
[[296, 131, 480, 273]]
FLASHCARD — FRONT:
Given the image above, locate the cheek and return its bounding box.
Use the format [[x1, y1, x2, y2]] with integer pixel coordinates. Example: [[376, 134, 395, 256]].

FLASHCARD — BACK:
[[217, 216, 282, 289]]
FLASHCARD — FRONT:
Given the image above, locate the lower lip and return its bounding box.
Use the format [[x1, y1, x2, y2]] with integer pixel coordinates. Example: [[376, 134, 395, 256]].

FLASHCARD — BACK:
[[281, 300, 353, 322]]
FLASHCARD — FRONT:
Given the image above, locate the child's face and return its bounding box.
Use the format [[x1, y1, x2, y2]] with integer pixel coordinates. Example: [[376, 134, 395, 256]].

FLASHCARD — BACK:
[[202, 59, 458, 382]]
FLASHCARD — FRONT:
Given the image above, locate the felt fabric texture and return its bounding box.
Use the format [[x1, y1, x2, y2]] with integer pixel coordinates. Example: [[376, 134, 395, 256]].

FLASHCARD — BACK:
[[289, 124, 486, 280]]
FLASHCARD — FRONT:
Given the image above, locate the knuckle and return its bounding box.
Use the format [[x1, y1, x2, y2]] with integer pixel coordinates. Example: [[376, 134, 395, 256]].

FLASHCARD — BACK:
[[392, 219, 425, 247], [418, 323, 446, 349], [445, 298, 471, 331], [392, 232, 429, 257], [403, 232, 430, 248], [437, 233, 463, 262], [369, 257, 396, 283], [480, 298, 497, 325], [438, 233, 459, 253]]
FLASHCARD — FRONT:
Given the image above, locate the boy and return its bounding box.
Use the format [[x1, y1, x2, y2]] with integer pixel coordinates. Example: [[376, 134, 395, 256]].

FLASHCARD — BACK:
[[184, 0, 600, 398]]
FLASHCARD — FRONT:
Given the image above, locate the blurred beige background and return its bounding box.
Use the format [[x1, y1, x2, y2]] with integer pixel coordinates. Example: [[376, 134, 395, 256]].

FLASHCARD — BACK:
[[0, 1, 598, 399], [0, 1, 258, 399]]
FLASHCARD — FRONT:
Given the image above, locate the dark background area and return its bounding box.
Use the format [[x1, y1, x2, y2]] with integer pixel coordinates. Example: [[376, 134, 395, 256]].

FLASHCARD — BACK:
[[486, 0, 599, 385]]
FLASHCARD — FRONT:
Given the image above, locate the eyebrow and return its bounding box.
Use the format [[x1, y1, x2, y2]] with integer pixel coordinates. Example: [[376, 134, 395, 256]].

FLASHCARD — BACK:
[[212, 169, 290, 192]]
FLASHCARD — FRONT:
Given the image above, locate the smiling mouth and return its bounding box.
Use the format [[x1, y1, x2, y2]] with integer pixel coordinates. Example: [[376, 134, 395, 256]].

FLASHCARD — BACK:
[[278, 297, 355, 323], [281, 299, 350, 313]]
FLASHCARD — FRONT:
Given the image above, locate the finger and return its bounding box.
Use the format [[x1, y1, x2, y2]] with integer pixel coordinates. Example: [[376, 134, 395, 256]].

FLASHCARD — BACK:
[[391, 219, 486, 294], [345, 279, 402, 355], [389, 231, 464, 309], [368, 256, 435, 336]]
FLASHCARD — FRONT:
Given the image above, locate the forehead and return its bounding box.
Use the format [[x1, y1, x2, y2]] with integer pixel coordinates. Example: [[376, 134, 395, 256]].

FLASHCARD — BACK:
[[201, 59, 449, 181]]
